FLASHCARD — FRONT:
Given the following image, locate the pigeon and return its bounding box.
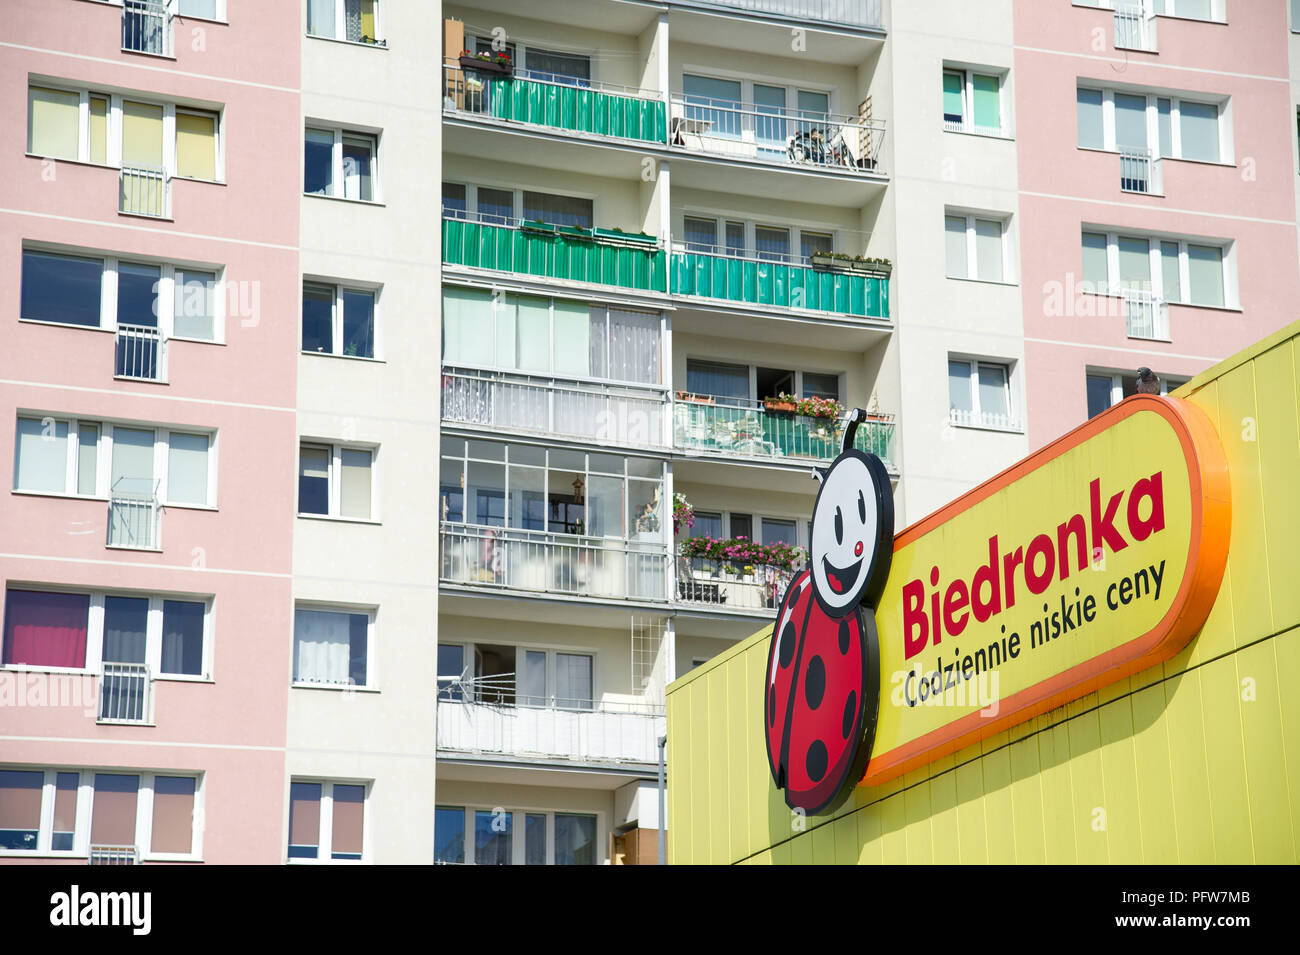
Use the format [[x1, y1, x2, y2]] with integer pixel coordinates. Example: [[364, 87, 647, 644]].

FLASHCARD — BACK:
[[1135, 367, 1161, 395]]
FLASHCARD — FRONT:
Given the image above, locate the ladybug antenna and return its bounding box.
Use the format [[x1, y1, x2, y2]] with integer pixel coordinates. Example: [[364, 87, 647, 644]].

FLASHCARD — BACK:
[[841, 407, 867, 456], [811, 467, 828, 484]]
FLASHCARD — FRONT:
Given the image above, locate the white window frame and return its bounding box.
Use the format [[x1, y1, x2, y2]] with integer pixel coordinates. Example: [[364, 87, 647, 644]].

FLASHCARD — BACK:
[[1081, 229, 1235, 307], [301, 280, 382, 360], [0, 585, 215, 681], [291, 602, 377, 690], [177, 0, 229, 22], [20, 244, 227, 343], [678, 68, 838, 130], [307, 0, 385, 46], [297, 440, 379, 522], [1077, 86, 1230, 164], [947, 355, 1019, 431], [686, 508, 807, 549], [467, 35, 594, 84], [677, 212, 840, 264], [445, 640, 597, 709], [1087, 368, 1189, 415], [683, 356, 844, 406], [286, 778, 371, 865], [13, 414, 217, 508], [0, 767, 204, 861], [443, 181, 599, 228], [437, 804, 604, 865], [1073, 0, 1224, 21], [304, 125, 381, 202], [944, 211, 1014, 284], [941, 65, 1008, 137]]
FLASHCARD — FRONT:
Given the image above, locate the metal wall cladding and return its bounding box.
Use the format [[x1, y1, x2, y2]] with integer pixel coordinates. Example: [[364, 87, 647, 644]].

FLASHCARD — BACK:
[[489, 77, 668, 144], [669, 252, 889, 319], [667, 321, 1300, 864]]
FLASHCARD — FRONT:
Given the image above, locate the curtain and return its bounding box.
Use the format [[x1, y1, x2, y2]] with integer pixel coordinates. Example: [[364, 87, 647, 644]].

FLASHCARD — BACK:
[[755, 227, 789, 261], [945, 216, 968, 279], [686, 360, 747, 403], [150, 776, 195, 854], [1076, 88, 1103, 149], [14, 418, 68, 493], [1179, 102, 1219, 162], [90, 774, 139, 846], [522, 192, 592, 228], [1114, 93, 1147, 150], [973, 74, 999, 130], [942, 71, 963, 123], [175, 112, 216, 181], [514, 295, 549, 372], [1117, 236, 1152, 289], [288, 782, 321, 857], [307, 0, 334, 38], [331, 784, 365, 858], [552, 299, 589, 376], [1081, 232, 1109, 287], [161, 600, 204, 675], [88, 96, 107, 164], [167, 433, 208, 506], [683, 216, 717, 253], [27, 87, 79, 160], [0, 770, 43, 848], [442, 287, 495, 366], [526, 48, 591, 85], [122, 101, 164, 167], [340, 449, 371, 519], [103, 596, 147, 664], [555, 814, 596, 865], [974, 219, 1003, 282], [3, 590, 89, 668], [478, 187, 514, 225], [594, 308, 660, 384], [294, 610, 352, 684]]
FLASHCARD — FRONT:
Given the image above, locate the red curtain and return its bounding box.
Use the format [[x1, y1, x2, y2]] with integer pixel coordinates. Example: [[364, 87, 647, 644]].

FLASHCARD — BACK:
[[2, 590, 90, 668]]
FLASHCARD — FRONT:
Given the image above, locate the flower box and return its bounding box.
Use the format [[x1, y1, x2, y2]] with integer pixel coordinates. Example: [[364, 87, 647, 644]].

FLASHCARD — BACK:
[[810, 252, 836, 270], [558, 225, 594, 241], [677, 392, 715, 405], [764, 399, 797, 414], [459, 54, 512, 77], [520, 219, 556, 235], [593, 227, 658, 246]]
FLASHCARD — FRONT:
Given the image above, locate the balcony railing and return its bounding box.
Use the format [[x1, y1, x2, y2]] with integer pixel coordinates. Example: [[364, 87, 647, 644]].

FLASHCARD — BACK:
[[122, 0, 172, 56], [119, 164, 170, 218], [674, 398, 897, 469], [670, 96, 885, 176], [676, 558, 796, 613], [943, 116, 1005, 137], [446, 67, 668, 145], [673, 0, 883, 30], [1114, 6, 1156, 52], [115, 324, 167, 382], [1119, 147, 1163, 196], [949, 408, 1022, 432], [440, 523, 669, 603], [1123, 289, 1171, 341], [437, 698, 667, 765], [670, 245, 889, 319], [442, 366, 670, 449], [89, 845, 139, 865], [98, 663, 151, 724], [442, 213, 668, 294], [107, 493, 161, 550]]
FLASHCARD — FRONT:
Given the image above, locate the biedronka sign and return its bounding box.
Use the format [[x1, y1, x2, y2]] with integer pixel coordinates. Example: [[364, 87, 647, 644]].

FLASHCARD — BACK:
[[764, 396, 1231, 815]]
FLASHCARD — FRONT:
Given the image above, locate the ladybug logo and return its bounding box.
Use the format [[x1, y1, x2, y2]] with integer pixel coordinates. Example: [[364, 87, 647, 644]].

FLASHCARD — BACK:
[[764, 409, 894, 815]]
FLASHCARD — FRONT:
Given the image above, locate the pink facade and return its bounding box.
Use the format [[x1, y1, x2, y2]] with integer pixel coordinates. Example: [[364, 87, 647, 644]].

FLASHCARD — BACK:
[[1014, 0, 1300, 448], [1, 0, 300, 864]]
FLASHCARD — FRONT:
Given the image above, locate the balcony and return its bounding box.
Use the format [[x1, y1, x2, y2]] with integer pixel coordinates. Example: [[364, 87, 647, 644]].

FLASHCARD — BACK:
[[669, 96, 885, 177], [437, 698, 666, 766], [442, 214, 668, 295], [122, 0, 172, 56], [119, 165, 170, 218], [440, 523, 669, 603], [676, 557, 795, 614], [1120, 147, 1163, 196], [115, 324, 167, 382], [442, 366, 670, 449], [1123, 289, 1171, 341], [1114, 6, 1157, 52], [672, 0, 883, 30], [107, 492, 161, 550], [445, 66, 668, 146], [98, 663, 152, 724], [670, 246, 889, 319], [674, 398, 898, 469]]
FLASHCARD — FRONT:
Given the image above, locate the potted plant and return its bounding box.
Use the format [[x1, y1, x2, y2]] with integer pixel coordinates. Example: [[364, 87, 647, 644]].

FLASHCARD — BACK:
[[676, 391, 715, 405], [558, 224, 594, 241], [763, 392, 798, 415], [794, 395, 845, 421], [810, 251, 835, 270], [459, 48, 513, 77], [672, 492, 695, 536], [520, 219, 556, 235], [852, 255, 892, 275]]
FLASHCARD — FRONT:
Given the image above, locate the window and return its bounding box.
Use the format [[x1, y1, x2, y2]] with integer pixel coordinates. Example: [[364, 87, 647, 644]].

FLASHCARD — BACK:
[[1087, 369, 1190, 418], [522, 191, 593, 228], [683, 359, 842, 406], [2, 587, 211, 678], [178, 0, 224, 18], [14, 415, 215, 507], [945, 212, 1009, 283], [1293, 0, 1300, 31], [298, 442, 375, 520], [942, 67, 1004, 134], [305, 127, 379, 201], [680, 73, 834, 154], [1080, 230, 1231, 307], [437, 644, 466, 700], [525, 48, 591, 85], [682, 215, 832, 263], [0, 768, 201, 859], [288, 780, 368, 862], [443, 183, 597, 229], [306, 0, 383, 44], [436, 806, 598, 865], [293, 606, 371, 688], [302, 282, 377, 358], [1076, 86, 1226, 162], [20, 248, 223, 342], [948, 358, 1017, 430], [436, 640, 594, 709], [27, 84, 221, 180], [442, 287, 662, 385]]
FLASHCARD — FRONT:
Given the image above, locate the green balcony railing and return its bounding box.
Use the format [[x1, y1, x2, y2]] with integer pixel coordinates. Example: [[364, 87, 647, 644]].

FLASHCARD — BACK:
[[443, 215, 668, 293], [674, 399, 897, 470], [669, 249, 889, 319]]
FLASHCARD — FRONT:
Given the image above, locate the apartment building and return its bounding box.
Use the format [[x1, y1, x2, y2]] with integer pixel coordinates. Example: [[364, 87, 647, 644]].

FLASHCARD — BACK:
[[434, 0, 895, 864]]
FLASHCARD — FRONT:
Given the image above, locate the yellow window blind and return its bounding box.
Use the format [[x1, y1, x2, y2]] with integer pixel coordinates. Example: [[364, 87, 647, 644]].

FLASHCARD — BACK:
[[176, 111, 217, 180], [360, 0, 376, 41], [88, 96, 108, 164], [122, 101, 164, 167], [28, 87, 79, 160]]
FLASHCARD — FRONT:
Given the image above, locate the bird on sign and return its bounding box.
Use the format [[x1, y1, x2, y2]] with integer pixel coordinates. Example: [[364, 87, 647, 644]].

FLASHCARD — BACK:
[[1135, 367, 1161, 395]]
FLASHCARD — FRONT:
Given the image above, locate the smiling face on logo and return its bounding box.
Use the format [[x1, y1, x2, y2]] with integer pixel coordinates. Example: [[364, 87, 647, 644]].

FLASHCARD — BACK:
[[809, 449, 891, 617]]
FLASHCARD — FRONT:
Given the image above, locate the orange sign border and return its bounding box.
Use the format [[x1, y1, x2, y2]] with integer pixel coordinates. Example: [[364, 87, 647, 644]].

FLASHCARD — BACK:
[[862, 395, 1232, 786]]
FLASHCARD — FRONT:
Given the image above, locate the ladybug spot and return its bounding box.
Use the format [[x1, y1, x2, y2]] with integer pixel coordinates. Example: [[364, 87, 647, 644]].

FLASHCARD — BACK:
[[806, 740, 828, 783], [838, 619, 850, 654], [842, 690, 857, 739], [778, 621, 796, 668], [804, 655, 826, 710], [768, 685, 776, 727]]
